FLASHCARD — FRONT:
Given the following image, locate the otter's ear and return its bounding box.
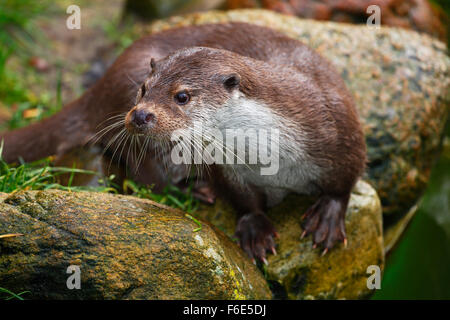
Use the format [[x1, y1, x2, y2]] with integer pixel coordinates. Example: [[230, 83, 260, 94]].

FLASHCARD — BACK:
[[149, 58, 156, 73], [222, 73, 240, 92]]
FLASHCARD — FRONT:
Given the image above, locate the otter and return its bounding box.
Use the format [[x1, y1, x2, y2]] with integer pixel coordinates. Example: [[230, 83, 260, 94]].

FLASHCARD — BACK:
[[1, 23, 366, 263]]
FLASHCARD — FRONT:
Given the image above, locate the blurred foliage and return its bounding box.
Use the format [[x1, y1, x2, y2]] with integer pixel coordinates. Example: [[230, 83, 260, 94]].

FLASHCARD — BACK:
[[430, 0, 450, 45], [0, 0, 62, 130], [0, 0, 48, 91], [431, 0, 450, 17], [102, 16, 135, 54], [373, 130, 450, 299], [0, 0, 49, 71]]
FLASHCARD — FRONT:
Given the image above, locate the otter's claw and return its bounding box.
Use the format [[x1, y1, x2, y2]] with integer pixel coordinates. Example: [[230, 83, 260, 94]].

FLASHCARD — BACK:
[[235, 212, 277, 263], [301, 195, 349, 252]]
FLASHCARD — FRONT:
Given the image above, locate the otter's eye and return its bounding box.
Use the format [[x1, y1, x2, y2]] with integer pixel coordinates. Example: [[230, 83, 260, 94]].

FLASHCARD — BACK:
[[140, 83, 146, 97], [174, 91, 190, 105], [136, 83, 146, 104]]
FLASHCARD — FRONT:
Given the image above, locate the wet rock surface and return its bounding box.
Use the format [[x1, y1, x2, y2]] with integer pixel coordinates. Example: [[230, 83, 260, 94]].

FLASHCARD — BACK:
[[0, 190, 271, 299], [196, 180, 384, 299]]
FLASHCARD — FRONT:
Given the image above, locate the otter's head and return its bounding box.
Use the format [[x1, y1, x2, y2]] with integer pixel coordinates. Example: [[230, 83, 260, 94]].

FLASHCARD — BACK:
[[125, 47, 243, 140]]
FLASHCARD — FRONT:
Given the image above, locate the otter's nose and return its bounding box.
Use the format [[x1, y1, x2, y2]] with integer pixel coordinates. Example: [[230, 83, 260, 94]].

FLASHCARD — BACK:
[[131, 109, 156, 126]]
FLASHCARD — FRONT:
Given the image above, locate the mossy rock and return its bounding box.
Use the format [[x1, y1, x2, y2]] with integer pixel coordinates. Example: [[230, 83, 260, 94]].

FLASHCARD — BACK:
[[0, 190, 271, 299], [0, 180, 382, 300], [196, 180, 384, 299]]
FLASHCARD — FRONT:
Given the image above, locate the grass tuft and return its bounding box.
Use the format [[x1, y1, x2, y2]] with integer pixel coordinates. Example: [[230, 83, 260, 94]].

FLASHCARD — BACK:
[[0, 141, 116, 193], [0, 287, 30, 300]]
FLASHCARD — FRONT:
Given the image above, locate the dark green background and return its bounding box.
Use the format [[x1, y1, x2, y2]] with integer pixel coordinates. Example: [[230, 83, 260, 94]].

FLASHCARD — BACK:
[[373, 0, 449, 299], [373, 124, 450, 299]]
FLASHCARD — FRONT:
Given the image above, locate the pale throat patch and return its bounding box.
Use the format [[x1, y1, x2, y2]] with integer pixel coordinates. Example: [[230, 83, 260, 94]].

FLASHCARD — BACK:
[[215, 95, 325, 204], [170, 93, 325, 204]]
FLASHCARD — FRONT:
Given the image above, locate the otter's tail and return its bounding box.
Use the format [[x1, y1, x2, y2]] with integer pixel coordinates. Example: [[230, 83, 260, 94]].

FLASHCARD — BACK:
[[0, 99, 89, 164]]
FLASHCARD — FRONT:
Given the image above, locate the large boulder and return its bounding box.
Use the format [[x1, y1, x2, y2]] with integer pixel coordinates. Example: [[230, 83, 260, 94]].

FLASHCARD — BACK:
[[0, 190, 271, 299]]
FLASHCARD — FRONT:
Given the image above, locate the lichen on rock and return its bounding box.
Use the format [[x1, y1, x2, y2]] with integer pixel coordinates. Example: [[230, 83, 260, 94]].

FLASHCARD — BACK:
[[196, 180, 383, 299], [0, 190, 271, 299]]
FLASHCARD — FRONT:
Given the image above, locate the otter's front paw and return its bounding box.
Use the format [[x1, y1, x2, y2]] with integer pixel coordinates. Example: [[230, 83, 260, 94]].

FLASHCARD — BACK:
[[301, 195, 349, 255], [235, 212, 278, 264]]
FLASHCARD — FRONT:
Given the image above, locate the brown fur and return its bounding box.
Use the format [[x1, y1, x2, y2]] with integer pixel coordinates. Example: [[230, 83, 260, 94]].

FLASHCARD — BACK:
[[127, 46, 366, 196], [1, 22, 366, 261]]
